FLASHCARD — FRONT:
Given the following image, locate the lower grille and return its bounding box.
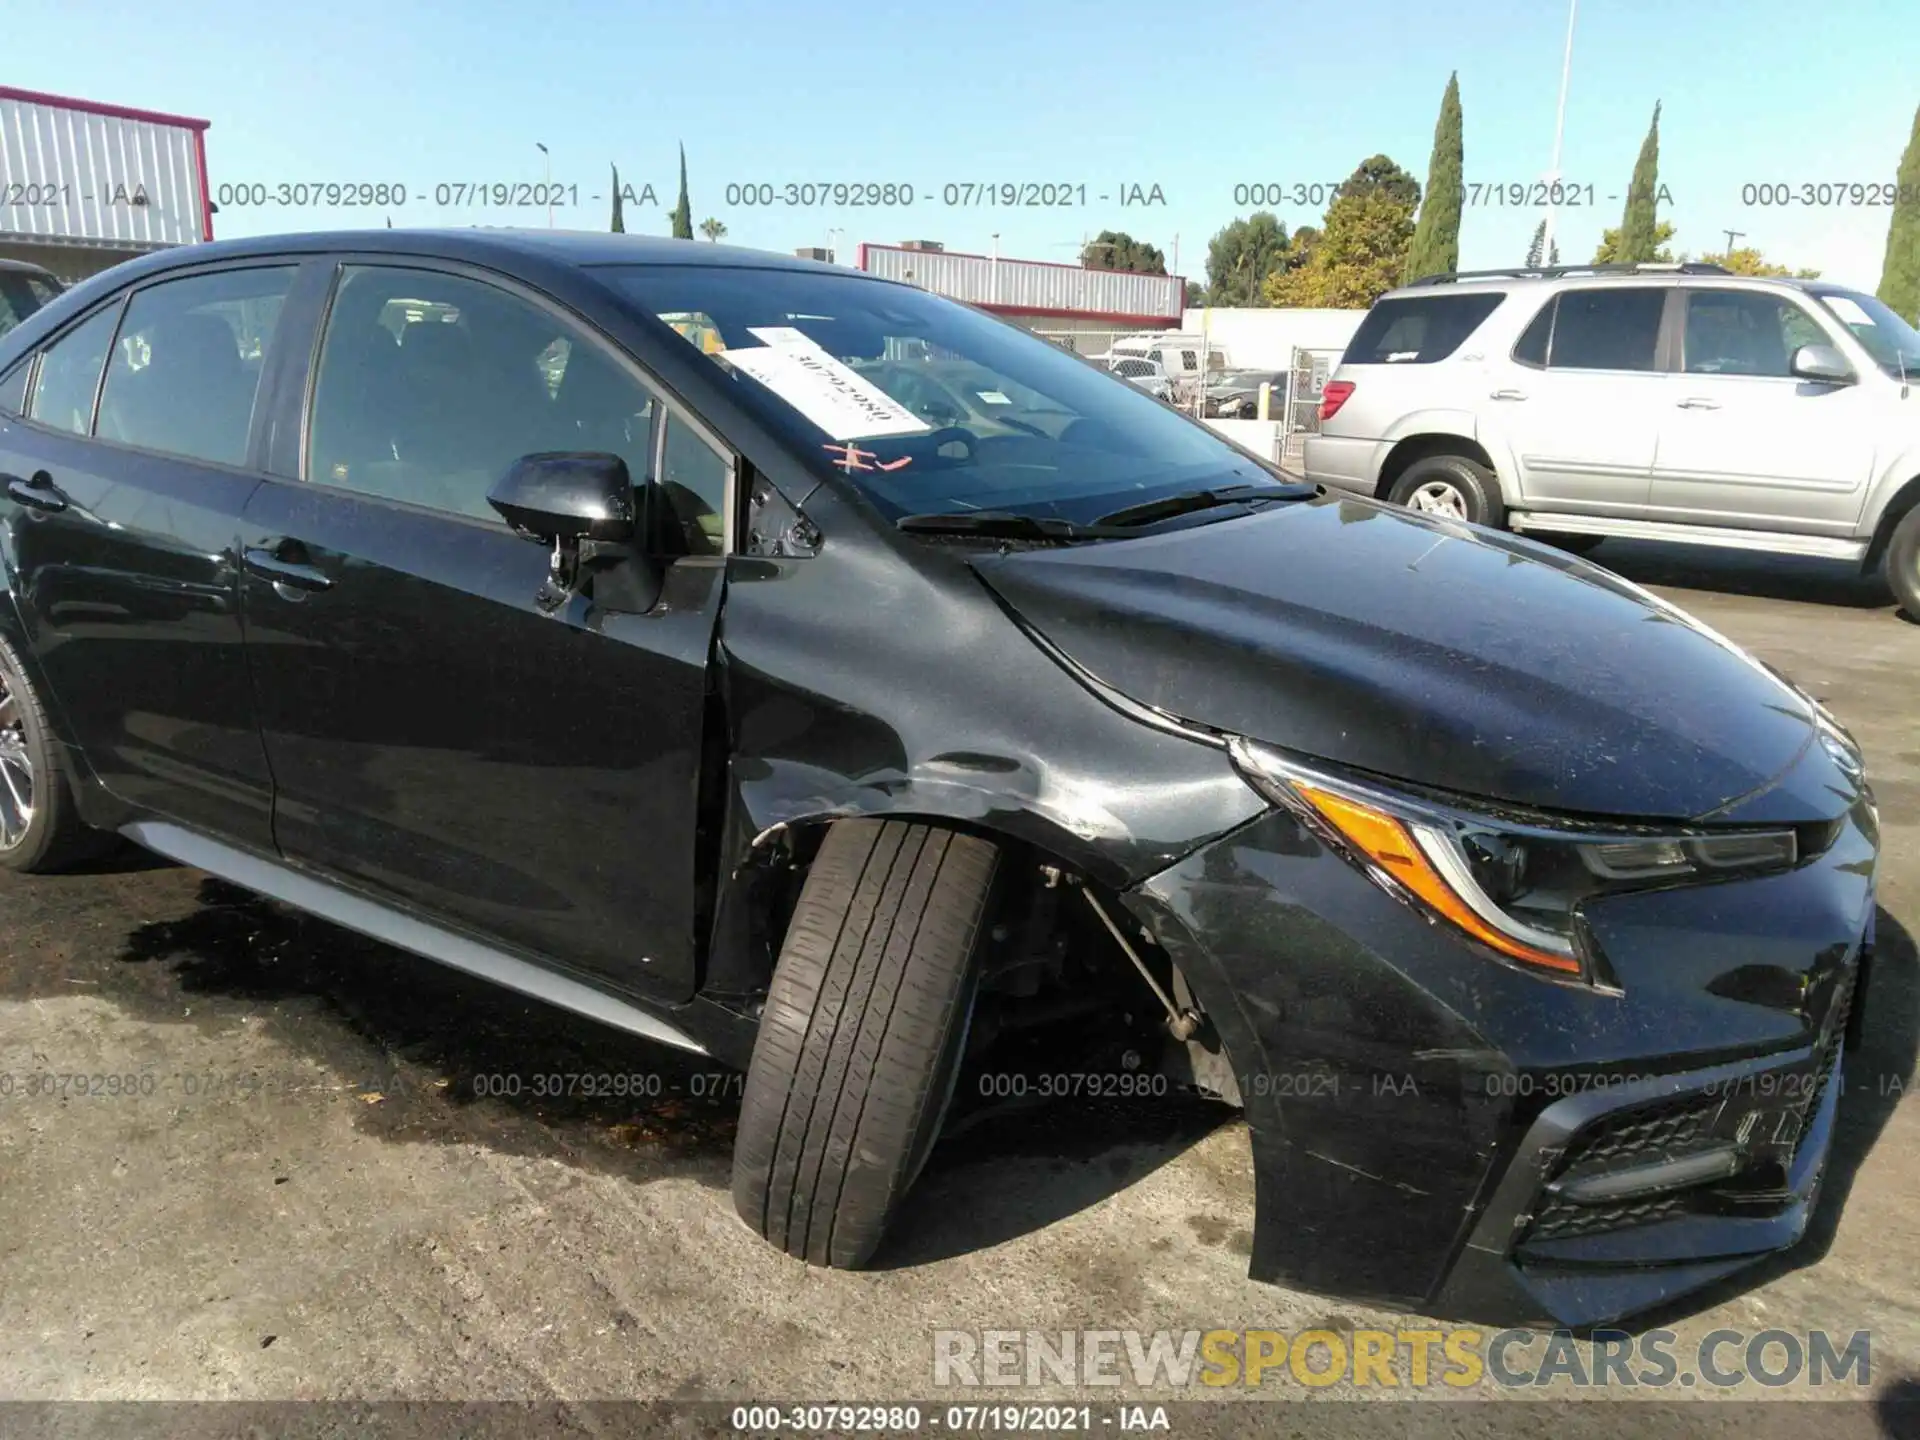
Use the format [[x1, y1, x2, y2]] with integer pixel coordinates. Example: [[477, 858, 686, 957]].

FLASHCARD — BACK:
[[1525, 1093, 1724, 1242]]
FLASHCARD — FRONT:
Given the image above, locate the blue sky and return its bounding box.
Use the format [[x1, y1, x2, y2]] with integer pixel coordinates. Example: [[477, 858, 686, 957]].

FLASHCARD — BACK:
[[11, 0, 1919, 291]]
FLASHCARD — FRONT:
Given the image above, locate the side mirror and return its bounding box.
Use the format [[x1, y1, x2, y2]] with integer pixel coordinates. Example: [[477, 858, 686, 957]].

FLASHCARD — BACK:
[[488, 451, 637, 542], [1790, 343, 1853, 384]]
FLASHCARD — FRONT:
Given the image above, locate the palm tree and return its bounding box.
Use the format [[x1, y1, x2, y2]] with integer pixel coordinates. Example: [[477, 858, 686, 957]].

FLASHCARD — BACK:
[[699, 217, 727, 243]]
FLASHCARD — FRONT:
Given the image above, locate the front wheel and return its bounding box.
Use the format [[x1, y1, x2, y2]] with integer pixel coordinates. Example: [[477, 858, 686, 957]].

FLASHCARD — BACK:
[[1887, 505, 1920, 621], [1386, 454, 1506, 530], [732, 819, 999, 1268]]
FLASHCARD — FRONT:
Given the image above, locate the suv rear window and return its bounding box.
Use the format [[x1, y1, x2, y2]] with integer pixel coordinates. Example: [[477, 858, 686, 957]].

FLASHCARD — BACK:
[[1343, 292, 1505, 365]]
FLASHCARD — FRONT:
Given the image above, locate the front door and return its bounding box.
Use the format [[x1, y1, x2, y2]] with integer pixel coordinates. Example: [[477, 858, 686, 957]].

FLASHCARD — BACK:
[[0, 264, 299, 848], [241, 262, 735, 1002], [1648, 288, 1881, 535], [1493, 286, 1672, 515]]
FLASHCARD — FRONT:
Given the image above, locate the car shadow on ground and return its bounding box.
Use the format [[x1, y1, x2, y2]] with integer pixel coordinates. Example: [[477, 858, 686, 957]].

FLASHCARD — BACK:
[[1625, 904, 1920, 1333], [5, 861, 1232, 1259], [1581, 540, 1910, 618]]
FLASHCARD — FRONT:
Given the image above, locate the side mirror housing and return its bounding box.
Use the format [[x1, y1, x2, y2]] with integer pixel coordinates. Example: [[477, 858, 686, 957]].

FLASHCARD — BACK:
[[1790, 343, 1853, 384], [488, 452, 637, 542]]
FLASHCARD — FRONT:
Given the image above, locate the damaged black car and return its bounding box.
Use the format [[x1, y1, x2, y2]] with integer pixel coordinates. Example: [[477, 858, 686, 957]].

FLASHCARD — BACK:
[[0, 230, 1877, 1327]]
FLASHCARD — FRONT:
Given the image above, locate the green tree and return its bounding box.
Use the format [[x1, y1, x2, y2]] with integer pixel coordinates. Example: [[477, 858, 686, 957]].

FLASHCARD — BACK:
[[1525, 218, 1560, 267], [1404, 73, 1464, 282], [1695, 246, 1819, 278], [1266, 163, 1417, 308], [1184, 280, 1206, 307], [610, 164, 625, 233], [1615, 102, 1664, 263], [1879, 102, 1920, 322], [1080, 230, 1166, 274], [1203, 212, 1290, 306], [699, 217, 727, 242], [1339, 154, 1422, 208], [669, 143, 693, 240], [1593, 219, 1676, 264]]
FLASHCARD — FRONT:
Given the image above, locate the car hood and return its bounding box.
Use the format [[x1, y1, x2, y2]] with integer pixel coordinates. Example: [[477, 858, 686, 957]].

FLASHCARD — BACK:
[[970, 494, 1832, 823]]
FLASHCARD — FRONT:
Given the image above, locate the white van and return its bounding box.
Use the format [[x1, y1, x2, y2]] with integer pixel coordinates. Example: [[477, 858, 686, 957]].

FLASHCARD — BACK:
[[1104, 332, 1232, 384]]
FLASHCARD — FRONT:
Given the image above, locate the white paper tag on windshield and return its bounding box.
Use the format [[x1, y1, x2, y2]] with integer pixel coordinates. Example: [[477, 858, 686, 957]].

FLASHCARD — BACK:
[[977, 390, 1012, 405], [727, 333, 930, 439], [1824, 295, 1874, 327]]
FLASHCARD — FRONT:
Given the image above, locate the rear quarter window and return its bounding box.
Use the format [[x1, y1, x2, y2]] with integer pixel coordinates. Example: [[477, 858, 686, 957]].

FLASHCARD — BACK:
[[1344, 292, 1506, 365]]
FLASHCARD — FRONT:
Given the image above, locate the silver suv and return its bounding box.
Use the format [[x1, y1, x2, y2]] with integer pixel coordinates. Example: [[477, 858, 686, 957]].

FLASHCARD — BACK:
[[1304, 262, 1920, 617]]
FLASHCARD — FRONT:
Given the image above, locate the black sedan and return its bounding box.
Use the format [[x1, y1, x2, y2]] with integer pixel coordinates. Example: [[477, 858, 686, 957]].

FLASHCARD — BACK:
[[0, 229, 1877, 1327]]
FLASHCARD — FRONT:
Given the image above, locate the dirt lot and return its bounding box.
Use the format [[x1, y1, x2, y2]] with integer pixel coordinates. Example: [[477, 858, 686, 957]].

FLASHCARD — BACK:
[[1, 542, 1917, 1435]]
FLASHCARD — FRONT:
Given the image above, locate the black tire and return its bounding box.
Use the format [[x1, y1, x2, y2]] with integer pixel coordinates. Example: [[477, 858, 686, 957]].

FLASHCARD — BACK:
[[732, 818, 999, 1269], [1386, 454, 1506, 529], [0, 636, 109, 873], [1887, 505, 1920, 622]]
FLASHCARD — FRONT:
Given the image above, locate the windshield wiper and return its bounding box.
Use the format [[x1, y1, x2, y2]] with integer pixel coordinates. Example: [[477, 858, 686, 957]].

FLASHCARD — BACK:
[[1094, 481, 1315, 529], [896, 511, 1127, 541]]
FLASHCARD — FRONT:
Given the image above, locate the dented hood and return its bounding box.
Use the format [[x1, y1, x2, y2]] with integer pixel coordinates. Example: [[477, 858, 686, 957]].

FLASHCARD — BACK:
[[970, 495, 1826, 823]]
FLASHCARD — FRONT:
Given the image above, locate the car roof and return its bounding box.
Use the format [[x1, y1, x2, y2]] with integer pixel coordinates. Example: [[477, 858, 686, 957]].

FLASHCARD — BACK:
[[1377, 269, 1838, 302], [0, 257, 59, 278], [116, 228, 859, 275]]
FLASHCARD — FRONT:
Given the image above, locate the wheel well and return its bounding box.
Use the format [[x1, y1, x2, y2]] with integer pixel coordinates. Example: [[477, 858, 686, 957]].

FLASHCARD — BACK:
[[1375, 434, 1497, 501], [714, 814, 1240, 1104], [1863, 473, 1920, 572]]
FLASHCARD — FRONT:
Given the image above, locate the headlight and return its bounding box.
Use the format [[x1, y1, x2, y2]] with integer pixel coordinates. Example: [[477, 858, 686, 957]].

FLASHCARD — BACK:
[[1228, 737, 1800, 982]]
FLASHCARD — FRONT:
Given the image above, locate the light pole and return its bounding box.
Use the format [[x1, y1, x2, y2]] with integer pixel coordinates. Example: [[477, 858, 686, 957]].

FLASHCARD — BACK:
[[535, 142, 552, 228], [1541, 0, 1578, 264], [826, 226, 844, 263], [1721, 229, 1745, 255]]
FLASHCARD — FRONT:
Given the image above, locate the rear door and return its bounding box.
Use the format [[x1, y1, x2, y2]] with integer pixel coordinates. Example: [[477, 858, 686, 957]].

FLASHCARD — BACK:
[[0, 262, 301, 847], [1492, 286, 1672, 514], [241, 258, 733, 1002], [1646, 287, 1880, 534]]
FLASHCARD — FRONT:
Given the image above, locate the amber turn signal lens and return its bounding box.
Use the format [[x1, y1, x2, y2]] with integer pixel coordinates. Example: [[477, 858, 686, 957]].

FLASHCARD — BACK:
[[1293, 782, 1584, 977]]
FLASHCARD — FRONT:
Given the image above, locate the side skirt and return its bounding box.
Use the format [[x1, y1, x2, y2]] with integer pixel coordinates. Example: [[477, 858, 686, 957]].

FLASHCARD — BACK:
[[121, 819, 710, 1057]]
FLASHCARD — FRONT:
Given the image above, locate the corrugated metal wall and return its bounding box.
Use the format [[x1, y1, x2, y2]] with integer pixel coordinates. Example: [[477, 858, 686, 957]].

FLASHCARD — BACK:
[[859, 245, 1182, 322], [1, 90, 209, 252]]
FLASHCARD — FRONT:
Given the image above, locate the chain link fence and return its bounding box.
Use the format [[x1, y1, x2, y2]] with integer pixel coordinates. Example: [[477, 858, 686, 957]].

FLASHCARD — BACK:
[[1281, 346, 1344, 474]]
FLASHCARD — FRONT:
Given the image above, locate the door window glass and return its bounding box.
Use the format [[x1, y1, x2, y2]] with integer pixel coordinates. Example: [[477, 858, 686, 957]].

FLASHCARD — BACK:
[[26, 305, 119, 435], [659, 414, 730, 556], [308, 266, 660, 525], [0, 363, 27, 416], [1544, 288, 1665, 372], [1683, 291, 1824, 377], [1511, 298, 1554, 367], [96, 267, 293, 466]]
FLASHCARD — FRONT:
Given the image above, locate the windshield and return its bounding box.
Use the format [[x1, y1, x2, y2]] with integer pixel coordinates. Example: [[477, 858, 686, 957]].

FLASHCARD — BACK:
[[1811, 288, 1920, 379], [606, 265, 1282, 524]]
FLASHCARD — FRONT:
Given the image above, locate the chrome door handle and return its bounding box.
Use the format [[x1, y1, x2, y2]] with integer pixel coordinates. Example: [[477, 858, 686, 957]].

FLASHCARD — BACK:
[[3, 470, 68, 513], [1676, 397, 1721, 410], [1489, 388, 1528, 401], [242, 542, 332, 593]]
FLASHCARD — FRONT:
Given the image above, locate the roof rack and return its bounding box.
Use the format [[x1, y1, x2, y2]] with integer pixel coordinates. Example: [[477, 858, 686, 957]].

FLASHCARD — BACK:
[[1407, 262, 1732, 286]]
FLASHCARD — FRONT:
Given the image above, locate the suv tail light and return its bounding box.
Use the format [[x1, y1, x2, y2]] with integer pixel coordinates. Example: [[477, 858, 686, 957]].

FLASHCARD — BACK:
[[1319, 381, 1355, 422]]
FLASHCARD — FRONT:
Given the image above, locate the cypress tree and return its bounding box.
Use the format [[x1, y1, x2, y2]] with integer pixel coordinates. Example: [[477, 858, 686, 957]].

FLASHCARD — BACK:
[[670, 144, 693, 240], [1404, 73, 1464, 282], [610, 164, 625, 233], [1618, 102, 1662, 264], [1878, 103, 1920, 322]]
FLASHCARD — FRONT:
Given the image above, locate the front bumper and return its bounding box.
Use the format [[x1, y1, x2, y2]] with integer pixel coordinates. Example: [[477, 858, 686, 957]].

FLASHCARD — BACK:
[[1123, 794, 1876, 1328]]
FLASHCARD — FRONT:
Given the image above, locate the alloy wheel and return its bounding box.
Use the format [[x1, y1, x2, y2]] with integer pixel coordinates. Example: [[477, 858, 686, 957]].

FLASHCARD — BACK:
[[0, 672, 34, 850], [1408, 480, 1470, 520]]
